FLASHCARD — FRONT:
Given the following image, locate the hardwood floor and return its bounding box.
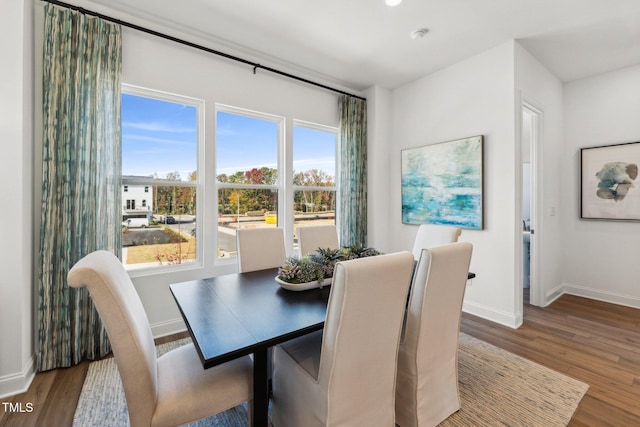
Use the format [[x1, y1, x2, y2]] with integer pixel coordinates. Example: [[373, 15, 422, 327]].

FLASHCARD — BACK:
[[2, 294, 640, 426], [460, 294, 640, 426], [0, 333, 188, 427]]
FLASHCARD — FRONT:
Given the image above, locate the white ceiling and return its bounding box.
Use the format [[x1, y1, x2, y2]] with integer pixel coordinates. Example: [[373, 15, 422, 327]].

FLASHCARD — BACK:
[[87, 0, 640, 91]]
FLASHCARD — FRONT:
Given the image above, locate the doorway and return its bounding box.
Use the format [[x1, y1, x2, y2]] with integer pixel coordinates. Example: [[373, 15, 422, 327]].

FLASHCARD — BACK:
[[521, 102, 540, 306]]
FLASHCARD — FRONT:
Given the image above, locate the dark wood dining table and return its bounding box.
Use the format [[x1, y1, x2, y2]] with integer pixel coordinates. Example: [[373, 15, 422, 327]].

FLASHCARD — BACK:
[[170, 266, 476, 427], [169, 267, 331, 427]]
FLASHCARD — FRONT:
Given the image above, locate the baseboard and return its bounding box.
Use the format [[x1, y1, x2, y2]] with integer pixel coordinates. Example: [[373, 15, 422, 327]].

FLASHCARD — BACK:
[[463, 300, 522, 329], [543, 284, 565, 306], [0, 356, 35, 399], [150, 317, 187, 339], [556, 282, 640, 310]]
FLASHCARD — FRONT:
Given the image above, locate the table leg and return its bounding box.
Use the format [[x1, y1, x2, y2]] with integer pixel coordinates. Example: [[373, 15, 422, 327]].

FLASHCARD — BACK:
[[252, 348, 269, 427]]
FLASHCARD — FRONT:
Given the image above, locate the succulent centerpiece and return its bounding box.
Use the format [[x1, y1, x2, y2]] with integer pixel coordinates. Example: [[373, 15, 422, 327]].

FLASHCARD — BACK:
[[276, 245, 382, 288]]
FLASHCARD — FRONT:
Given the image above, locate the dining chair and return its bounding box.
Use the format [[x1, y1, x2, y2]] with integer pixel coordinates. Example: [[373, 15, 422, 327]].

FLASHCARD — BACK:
[[297, 224, 340, 256], [411, 224, 462, 260], [236, 227, 286, 273], [396, 242, 473, 427], [67, 250, 253, 427], [271, 251, 415, 427]]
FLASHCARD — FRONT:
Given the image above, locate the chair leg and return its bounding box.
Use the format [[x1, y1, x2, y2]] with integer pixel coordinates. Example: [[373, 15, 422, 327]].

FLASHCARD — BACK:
[[247, 400, 254, 425]]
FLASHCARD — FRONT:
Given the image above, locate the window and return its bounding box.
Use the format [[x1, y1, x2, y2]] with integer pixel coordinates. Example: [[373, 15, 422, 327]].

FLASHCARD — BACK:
[[216, 107, 281, 259], [215, 105, 338, 260], [121, 85, 202, 271], [292, 122, 337, 251]]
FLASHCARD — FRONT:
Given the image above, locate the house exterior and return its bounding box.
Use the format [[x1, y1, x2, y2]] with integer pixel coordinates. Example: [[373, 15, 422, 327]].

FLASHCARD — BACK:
[[122, 177, 153, 219]]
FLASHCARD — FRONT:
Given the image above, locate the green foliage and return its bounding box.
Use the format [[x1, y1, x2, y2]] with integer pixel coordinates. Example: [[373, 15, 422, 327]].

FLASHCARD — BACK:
[[278, 256, 324, 284], [216, 167, 335, 216], [153, 171, 196, 215], [277, 246, 382, 284], [151, 166, 335, 217], [341, 244, 382, 259]]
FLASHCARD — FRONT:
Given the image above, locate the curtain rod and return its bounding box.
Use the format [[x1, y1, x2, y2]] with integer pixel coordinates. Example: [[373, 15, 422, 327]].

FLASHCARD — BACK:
[[41, 0, 366, 101]]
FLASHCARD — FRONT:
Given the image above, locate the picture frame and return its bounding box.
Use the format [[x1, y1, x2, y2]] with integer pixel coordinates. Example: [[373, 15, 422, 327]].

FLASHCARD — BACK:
[[401, 135, 484, 229], [581, 141, 640, 221]]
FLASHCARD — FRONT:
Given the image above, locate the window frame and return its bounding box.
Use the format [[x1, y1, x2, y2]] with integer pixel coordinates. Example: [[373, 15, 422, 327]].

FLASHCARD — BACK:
[[121, 84, 205, 276], [291, 120, 339, 253], [214, 104, 284, 264]]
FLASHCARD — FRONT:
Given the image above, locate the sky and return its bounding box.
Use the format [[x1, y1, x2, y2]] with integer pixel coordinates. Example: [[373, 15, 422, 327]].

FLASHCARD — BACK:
[[122, 93, 197, 180], [121, 94, 336, 182]]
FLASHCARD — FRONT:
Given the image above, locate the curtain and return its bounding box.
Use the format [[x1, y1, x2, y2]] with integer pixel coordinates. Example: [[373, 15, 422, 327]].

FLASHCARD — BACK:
[[38, 4, 122, 371], [338, 95, 368, 247]]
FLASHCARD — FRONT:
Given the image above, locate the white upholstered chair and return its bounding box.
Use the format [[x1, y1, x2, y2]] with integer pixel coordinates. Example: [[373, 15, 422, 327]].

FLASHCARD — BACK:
[[236, 227, 286, 273], [297, 224, 340, 256], [411, 224, 462, 260], [67, 250, 253, 427], [271, 251, 415, 427], [396, 242, 473, 427]]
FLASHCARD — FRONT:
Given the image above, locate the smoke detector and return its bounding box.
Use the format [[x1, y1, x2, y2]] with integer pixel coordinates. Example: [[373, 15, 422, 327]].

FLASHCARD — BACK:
[[410, 28, 429, 40]]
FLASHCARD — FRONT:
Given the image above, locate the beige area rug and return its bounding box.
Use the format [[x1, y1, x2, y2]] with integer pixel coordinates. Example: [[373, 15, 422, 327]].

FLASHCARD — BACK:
[[74, 333, 588, 426]]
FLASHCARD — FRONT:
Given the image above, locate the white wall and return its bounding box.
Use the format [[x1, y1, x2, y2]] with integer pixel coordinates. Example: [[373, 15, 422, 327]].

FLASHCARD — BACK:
[[364, 85, 392, 252], [514, 43, 565, 307], [0, 0, 34, 398], [385, 41, 520, 326], [562, 64, 640, 307]]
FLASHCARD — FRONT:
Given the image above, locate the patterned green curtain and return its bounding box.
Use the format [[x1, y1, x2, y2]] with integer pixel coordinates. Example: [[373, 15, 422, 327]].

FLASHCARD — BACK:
[[338, 95, 368, 247], [38, 4, 122, 371]]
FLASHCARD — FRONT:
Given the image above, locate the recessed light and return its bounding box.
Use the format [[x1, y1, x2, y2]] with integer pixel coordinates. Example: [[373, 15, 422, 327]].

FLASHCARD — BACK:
[[385, 0, 404, 6], [410, 28, 429, 40]]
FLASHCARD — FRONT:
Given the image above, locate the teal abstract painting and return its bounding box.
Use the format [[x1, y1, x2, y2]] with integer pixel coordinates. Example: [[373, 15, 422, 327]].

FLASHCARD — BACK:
[[402, 135, 483, 229]]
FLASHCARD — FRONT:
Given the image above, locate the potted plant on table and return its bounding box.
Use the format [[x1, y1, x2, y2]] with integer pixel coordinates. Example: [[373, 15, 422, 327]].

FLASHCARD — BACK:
[[276, 245, 382, 290]]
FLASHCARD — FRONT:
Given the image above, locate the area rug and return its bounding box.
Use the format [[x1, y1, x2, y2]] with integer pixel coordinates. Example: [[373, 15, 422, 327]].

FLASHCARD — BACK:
[[74, 333, 588, 426]]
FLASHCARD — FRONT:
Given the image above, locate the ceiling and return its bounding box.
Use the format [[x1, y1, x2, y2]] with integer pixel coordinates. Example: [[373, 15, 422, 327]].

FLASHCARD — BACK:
[[87, 0, 640, 91]]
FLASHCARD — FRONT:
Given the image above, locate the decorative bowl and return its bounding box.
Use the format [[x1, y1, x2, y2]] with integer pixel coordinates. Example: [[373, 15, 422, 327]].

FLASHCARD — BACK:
[[275, 276, 332, 291]]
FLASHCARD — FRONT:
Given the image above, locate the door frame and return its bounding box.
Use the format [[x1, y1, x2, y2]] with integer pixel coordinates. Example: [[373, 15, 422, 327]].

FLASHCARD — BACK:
[[521, 99, 543, 307]]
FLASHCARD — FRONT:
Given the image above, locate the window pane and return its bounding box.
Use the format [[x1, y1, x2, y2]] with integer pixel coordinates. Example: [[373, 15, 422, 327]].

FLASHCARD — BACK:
[[216, 109, 280, 260], [121, 91, 199, 271], [122, 186, 197, 270], [122, 94, 197, 180], [216, 111, 278, 183], [217, 188, 278, 259], [293, 126, 336, 185], [292, 125, 336, 252]]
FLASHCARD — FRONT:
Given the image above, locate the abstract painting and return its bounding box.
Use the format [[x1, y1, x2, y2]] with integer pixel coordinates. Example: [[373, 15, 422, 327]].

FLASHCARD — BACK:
[[581, 141, 640, 221], [402, 135, 483, 229]]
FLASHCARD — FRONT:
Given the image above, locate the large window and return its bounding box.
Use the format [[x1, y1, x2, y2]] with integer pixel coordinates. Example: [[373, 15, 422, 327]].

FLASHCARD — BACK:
[[215, 107, 337, 259], [121, 86, 202, 271]]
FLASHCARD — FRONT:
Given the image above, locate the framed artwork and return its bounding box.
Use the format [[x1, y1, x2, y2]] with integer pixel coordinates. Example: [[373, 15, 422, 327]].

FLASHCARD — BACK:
[[581, 141, 640, 221], [401, 135, 483, 229]]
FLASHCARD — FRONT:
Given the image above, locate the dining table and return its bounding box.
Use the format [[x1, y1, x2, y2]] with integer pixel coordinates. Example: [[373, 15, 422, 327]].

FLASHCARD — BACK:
[[170, 267, 331, 427], [170, 266, 476, 427]]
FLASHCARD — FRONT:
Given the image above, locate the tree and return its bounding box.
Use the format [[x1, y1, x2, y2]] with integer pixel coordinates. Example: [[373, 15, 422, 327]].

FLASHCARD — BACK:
[[293, 169, 335, 212], [229, 191, 241, 220], [148, 170, 199, 216], [245, 168, 263, 184]]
